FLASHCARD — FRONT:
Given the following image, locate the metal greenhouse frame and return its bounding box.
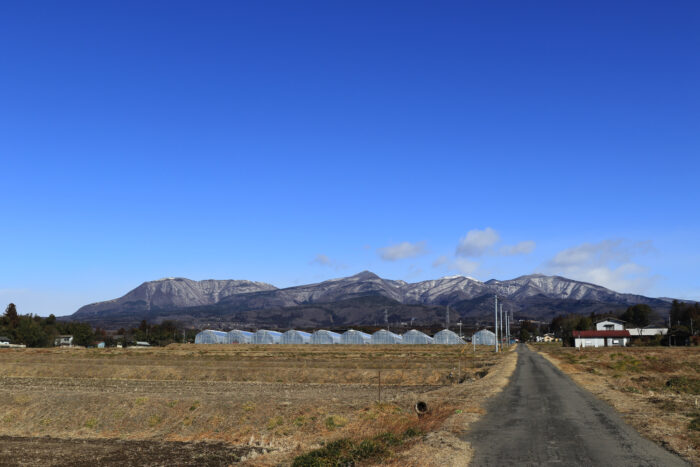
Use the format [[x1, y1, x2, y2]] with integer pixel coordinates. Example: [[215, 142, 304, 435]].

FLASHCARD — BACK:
[[194, 330, 227, 344], [371, 329, 403, 344], [227, 330, 254, 344], [340, 329, 371, 344], [311, 330, 341, 344], [253, 330, 283, 344], [433, 329, 465, 345], [281, 330, 311, 344], [472, 329, 496, 346], [401, 329, 434, 344]]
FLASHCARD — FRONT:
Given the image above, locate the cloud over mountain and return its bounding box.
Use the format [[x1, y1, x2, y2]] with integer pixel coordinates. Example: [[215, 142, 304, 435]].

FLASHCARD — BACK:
[[378, 241, 427, 261], [545, 239, 656, 294], [456, 228, 499, 257]]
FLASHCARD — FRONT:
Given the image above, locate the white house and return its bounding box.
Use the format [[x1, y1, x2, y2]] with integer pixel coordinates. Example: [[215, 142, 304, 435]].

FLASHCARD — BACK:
[[573, 330, 630, 348], [596, 318, 625, 331], [54, 335, 74, 347], [596, 318, 668, 341]]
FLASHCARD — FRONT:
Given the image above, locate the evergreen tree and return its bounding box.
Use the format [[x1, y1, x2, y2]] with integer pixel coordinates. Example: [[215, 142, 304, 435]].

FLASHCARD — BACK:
[[4, 303, 19, 329]]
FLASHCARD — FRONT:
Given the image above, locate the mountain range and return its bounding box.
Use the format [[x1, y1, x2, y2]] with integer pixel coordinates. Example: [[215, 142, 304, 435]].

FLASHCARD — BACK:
[[68, 272, 673, 330]]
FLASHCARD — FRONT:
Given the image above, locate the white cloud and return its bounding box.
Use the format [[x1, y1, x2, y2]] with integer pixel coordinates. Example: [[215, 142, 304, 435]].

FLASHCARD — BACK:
[[500, 240, 536, 256], [432, 255, 449, 267], [544, 239, 656, 294], [312, 254, 332, 266], [456, 228, 500, 257], [378, 241, 427, 261], [311, 254, 346, 270], [452, 258, 479, 274]]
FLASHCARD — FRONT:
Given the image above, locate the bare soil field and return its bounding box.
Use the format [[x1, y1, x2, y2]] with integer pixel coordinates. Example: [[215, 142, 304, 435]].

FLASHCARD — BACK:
[[535, 344, 700, 466], [0, 344, 513, 465]]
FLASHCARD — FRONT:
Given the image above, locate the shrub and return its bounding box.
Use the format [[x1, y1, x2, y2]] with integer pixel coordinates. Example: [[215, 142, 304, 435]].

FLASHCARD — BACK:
[[665, 377, 700, 395]]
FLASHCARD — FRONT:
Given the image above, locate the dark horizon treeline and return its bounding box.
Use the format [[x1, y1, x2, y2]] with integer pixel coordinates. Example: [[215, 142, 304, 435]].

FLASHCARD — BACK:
[[1, 303, 94, 347], [1, 303, 197, 348]]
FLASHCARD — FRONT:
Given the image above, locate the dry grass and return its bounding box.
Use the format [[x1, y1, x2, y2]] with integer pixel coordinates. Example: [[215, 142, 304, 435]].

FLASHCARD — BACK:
[[535, 344, 700, 466], [0, 344, 511, 465], [385, 345, 519, 467]]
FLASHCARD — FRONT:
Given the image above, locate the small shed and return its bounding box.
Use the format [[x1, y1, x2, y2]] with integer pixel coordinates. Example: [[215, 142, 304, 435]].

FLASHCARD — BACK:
[[401, 329, 434, 344], [254, 330, 283, 344], [472, 329, 496, 345], [371, 329, 403, 344], [341, 329, 371, 345], [227, 330, 254, 344], [311, 330, 341, 344], [54, 335, 74, 347], [281, 330, 311, 344], [433, 329, 465, 345], [194, 330, 227, 344]]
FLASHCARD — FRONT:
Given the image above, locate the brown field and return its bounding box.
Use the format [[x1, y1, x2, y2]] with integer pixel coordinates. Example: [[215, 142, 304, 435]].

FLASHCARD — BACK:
[[0, 344, 514, 466], [535, 344, 700, 466]]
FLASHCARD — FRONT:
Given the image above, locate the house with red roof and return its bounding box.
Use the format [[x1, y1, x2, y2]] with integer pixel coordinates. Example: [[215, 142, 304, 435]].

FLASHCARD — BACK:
[[573, 319, 631, 347]]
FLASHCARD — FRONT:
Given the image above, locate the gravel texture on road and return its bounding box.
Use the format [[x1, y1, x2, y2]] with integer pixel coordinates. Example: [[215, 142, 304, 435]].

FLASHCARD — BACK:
[[463, 345, 689, 466]]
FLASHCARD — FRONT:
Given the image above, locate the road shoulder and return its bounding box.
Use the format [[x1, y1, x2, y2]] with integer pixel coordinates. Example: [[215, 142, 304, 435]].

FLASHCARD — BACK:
[[388, 346, 518, 467], [534, 345, 699, 466]]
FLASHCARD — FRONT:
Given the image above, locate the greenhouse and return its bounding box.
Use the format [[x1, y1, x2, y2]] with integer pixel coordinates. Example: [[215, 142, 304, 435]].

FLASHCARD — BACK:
[[401, 329, 434, 344], [281, 330, 311, 344], [253, 330, 283, 344], [194, 330, 227, 344], [340, 329, 371, 345], [433, 329, 466, 345], [310, 330, 341, 344], [371, 329, 403, 344], [226, 330, 254, 344], [472, 329, 496, 346]]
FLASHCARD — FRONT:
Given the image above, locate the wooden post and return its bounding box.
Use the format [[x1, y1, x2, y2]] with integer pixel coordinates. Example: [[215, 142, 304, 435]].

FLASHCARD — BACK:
[[378, 369, 381, 403]]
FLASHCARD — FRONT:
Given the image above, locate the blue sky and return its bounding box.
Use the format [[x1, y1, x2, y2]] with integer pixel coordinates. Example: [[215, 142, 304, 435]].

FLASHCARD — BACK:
[[1, 1, 699, 316]]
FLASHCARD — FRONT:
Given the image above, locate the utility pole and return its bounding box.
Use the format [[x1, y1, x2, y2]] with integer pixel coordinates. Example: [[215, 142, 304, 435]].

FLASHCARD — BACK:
[[494, 295, 499, 352], [507, 309, 511, 347], [499, 303, 504, 349], [458, 321, 463, 339], [384, 309, 389, 332], [446, 305, 450, 330], [504, 309, 508, 348]]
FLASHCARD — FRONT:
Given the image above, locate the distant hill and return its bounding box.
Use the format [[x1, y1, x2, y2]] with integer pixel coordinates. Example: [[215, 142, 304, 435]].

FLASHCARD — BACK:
[[68, 272, 673, 330]]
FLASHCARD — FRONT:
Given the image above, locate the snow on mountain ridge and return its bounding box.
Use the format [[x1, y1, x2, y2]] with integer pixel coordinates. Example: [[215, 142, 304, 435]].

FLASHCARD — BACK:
[[72, 272, 663, 320]]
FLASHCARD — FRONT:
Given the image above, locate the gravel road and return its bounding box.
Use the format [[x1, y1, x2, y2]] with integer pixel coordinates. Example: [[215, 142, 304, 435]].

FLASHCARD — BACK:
[[464, 345, 688, 466]]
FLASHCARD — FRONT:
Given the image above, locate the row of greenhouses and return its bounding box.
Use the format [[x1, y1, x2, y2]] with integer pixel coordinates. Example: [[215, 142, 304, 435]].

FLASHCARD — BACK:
[[194, 328, 486, 345]]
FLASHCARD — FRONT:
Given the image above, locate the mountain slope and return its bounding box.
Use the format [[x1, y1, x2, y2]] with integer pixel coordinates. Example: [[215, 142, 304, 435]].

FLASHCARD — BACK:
[[68, 272, 672, 328], [72, 278, 277, 319]]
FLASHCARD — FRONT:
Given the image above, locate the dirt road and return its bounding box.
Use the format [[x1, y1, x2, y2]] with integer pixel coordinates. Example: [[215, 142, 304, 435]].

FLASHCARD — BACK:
[[464, 345, 688, 466]]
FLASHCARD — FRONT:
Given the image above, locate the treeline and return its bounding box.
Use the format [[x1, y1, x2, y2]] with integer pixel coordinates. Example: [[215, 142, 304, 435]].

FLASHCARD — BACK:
[[2, 303, 198, 348], [670, 300, 699, 332], [112, 320, 198, 347], [1, 303, 94, 347], [545, 302, 699, 346]]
